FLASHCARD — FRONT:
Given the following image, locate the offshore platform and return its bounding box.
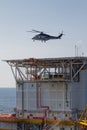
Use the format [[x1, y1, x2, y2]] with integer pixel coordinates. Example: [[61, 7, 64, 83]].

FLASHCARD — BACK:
[[0, 57, 87, 130]]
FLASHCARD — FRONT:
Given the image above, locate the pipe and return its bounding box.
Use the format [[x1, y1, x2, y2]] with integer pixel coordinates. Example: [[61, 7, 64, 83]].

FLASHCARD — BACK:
[[36, 83, 39, 108], [39, 84, 49, 118]]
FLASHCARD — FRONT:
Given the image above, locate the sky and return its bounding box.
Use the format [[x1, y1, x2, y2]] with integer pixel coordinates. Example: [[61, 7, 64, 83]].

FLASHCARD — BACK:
[[0, 0, 87, 87]]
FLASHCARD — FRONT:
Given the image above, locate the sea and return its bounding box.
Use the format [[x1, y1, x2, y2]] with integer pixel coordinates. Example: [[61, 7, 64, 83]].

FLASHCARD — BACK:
[[0, 88, 16, 114]]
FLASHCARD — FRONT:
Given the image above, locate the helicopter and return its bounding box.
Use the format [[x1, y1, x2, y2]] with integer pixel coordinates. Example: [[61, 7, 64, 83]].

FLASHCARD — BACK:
[[27, 30, 64, 42]]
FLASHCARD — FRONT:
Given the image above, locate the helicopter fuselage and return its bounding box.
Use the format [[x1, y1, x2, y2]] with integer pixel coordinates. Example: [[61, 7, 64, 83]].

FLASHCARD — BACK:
[[32, 33, 63, 42]]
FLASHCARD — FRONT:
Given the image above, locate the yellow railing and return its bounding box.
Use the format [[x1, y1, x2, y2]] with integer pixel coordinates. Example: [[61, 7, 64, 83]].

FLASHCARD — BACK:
[[0, 118, 74, 126], [78, 120, 87, 126], [77, 105, 87, 127]]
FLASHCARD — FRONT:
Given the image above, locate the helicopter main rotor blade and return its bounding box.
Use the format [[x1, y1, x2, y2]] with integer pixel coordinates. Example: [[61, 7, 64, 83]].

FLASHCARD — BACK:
[[26, 30, 39, 33], [32, 30, 43, 33], [26, 31, 33, 32], [26, 30, 43, 33]]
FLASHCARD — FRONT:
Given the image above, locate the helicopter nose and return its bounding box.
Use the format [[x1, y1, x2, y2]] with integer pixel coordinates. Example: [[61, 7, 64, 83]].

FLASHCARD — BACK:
[[32, 37, 34, 39]]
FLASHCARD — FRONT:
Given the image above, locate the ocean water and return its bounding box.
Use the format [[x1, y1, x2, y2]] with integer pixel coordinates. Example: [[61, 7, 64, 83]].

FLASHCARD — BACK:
[[0, 88, 16, 114]]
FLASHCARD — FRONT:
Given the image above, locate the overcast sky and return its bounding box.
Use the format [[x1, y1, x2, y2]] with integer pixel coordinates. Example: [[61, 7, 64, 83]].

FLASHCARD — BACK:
[[0, 0, 87, 87]]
